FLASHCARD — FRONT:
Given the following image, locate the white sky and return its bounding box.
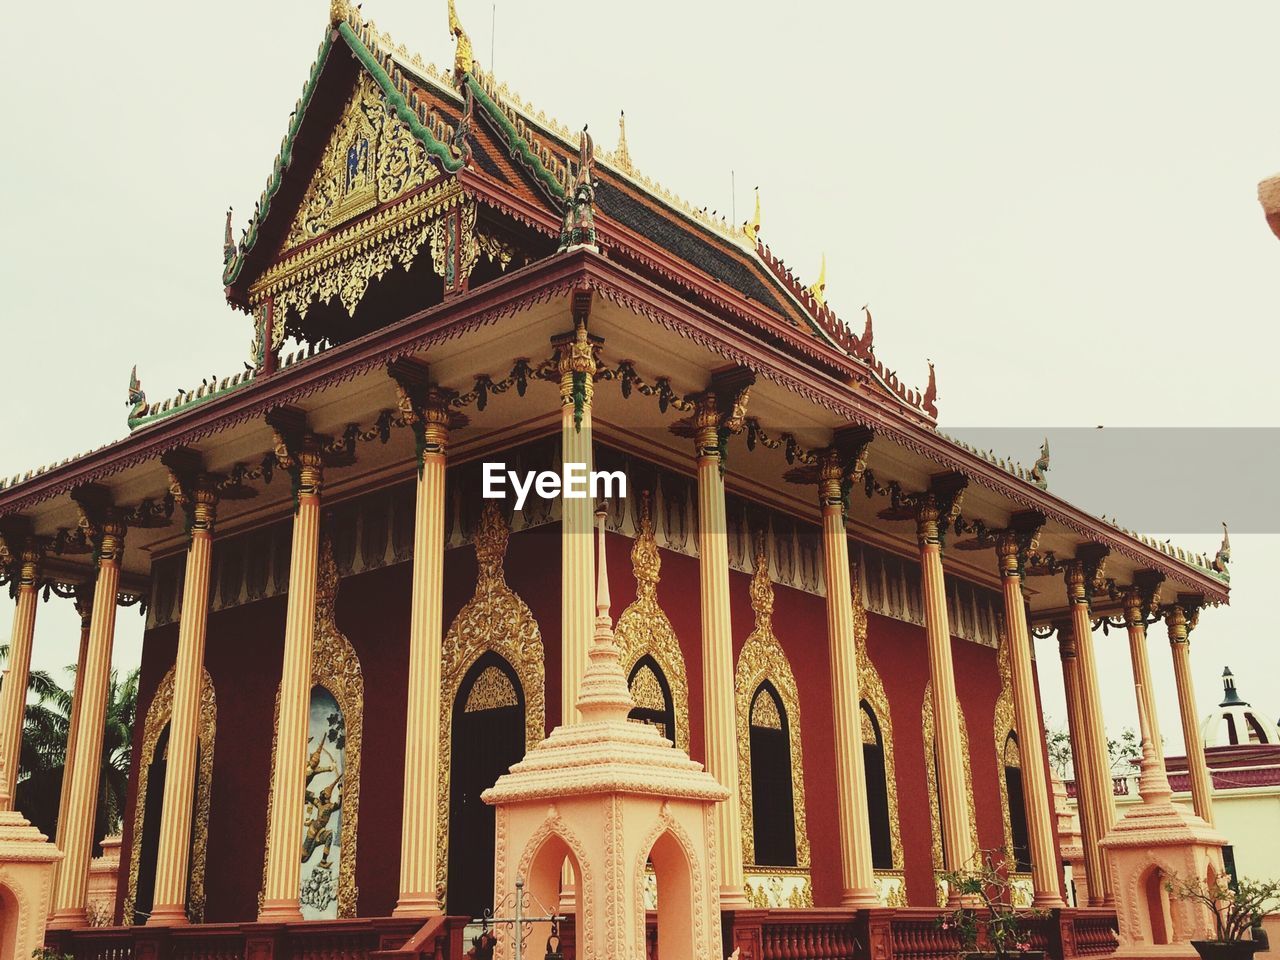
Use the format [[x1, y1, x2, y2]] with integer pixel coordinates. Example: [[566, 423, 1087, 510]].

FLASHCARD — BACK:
[[2, 1, 1277, 749]]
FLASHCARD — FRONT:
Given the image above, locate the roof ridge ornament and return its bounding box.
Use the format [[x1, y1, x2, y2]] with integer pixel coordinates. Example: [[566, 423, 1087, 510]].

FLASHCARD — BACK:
[[223, 207, 236, 266], [615, 109, 632, 174], [1211, 522, 1230, 581], [447, 0, 474, 82], [742, 185, 761, 244], [557, 126, 598, 253], [809, 253, 827, 307]]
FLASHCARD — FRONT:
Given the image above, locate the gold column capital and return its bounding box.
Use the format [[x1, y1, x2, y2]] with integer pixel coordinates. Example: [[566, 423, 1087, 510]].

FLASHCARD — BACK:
[[815, 426, 874, 511], [266, 408, 328, 498], [162, 452, 223, 536], [72, 485, 129, 565], [688, 369, 754, 462], [994, 511, 1044, 580], [0, 520, 47, 588], [1062, 544, 1109, 607], [552, 300, 602, 431], [912, 473, 967, 547], [1164, 594, 1203, 645], [1121, 570, 1163, 628]]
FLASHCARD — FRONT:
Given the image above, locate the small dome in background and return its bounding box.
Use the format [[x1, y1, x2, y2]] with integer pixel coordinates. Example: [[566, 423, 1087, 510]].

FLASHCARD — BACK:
[[1200, 666, 1279, 747]]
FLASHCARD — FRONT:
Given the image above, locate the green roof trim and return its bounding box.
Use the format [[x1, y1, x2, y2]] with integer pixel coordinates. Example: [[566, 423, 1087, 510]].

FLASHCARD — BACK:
[[464, 74, 567, 202], [223, 32, 334, 287], [128, 376, 254, 433]]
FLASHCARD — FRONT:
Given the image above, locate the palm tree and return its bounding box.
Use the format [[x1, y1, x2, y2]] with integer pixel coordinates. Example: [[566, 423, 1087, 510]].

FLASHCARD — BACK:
[[0, 644, 138, 850]]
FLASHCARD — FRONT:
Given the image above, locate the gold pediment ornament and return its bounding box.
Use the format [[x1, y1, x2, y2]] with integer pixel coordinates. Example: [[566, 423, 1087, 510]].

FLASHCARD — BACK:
[[124, 666, 216, 923], [735, 540, 811, 872]]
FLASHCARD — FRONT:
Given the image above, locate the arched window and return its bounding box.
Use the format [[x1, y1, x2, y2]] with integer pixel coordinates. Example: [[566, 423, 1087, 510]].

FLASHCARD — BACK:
[[1003, 734, 1032, 872], [748, 682, 797, 867], [860, 702, 894, 870], [628, 656, 675, 745]]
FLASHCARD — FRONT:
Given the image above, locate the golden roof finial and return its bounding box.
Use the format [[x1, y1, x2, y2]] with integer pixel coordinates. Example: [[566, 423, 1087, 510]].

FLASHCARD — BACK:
[[447, 0, 474, 80], [329, 0, 352, 26], [615, 110, 633, 174], [809, 252, 827, 306], [742, 186, 761, 244]]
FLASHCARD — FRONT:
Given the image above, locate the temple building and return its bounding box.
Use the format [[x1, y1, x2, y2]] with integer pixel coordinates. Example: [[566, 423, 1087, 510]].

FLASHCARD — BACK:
[[0, 2, 1240, 958]]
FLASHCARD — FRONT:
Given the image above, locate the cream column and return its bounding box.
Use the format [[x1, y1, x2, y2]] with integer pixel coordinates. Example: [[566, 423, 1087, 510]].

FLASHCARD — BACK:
[[816, 449, 878, 907], [49, 504, 126, 928], [914, 481, 975, 885], [48, 584, 94, 913], [1064, 554, 1115, 905], [994, 522, 1063, 907], [1166, 600, 1214, 826], [556, 315, 597, 729], [0, 530, 43, 807], [394, 383, 455, 916], [148, 473, 219, 925], [693, 386, 750, 908], [1122, 576, 1164, 764], [1056, 625, 1106, 906], [258, 430, 325, 923]]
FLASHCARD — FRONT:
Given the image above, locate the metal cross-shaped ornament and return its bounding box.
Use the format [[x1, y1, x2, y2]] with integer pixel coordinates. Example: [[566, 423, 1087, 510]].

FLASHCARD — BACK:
[[475, 877, 566, 960]]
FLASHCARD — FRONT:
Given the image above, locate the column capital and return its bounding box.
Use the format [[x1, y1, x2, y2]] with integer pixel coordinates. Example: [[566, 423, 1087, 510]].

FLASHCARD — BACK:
[[0, 519, 47, 588], [686, 368, 754, 461], [388, 361, 467, 459], [1062, 543, 1109, 607], [71, 485, 128, 565], [815, 426, 875, 510], [266, 407, 328, 498], [994, 511, 1045, 579], [913, 472, 967, 546], [551, 308, 602, 428], [162, 450, 222, 536], [1120, 569, 1164, 627], [1164, 593, 1204, 645]]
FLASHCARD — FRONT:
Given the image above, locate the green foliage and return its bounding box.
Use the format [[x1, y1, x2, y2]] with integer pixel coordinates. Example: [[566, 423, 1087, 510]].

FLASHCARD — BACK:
[[1044, 721, 1143, 777], [937, 850, 1046, 959], [32, 949, 74, 960], [0, 644, 138, 848], [1166, 873, 1280, 943]]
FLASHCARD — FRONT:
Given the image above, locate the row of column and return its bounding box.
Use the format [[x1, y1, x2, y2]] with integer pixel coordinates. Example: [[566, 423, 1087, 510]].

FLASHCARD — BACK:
[[0, 350, 1218, 927]]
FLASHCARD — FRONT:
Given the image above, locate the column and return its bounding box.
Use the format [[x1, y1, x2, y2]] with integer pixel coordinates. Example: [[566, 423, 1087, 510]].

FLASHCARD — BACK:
[[393, 382, 454, 916], [49, 502, 126, 928], [994, 520, 1063, 907], [1057, 624, 1106, 906], [48, 583, 94, 913], [555, 311, 597, 728], [148, 472, 219, 925], [1064, 552, 1115, 905], [816, 449, 878, 907], [692, 385, 750, 908], [1122, 575, 1164, 764], [0, 528, 42, 806], [1166, 599, 1214, 826], [258, 427, 325, 923], [914, 478, 975, 884]]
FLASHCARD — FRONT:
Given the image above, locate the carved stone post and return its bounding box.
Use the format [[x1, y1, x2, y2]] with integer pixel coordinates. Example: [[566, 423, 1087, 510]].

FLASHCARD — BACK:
[[390, 362, 463, 916], [0, 523, 44, 807], [914, 475, 974, 890], [259, 412, 327, 923], [814, 438, 879, 907], [49, 489, 127, 928], [993, 516, 1063, 907], [1121, 573, 1164, 764], [1063, 548, 1114, 905], [1166, 598, 1215, 826], [689, 371, 753, 908], [148, 461, 220, 925]]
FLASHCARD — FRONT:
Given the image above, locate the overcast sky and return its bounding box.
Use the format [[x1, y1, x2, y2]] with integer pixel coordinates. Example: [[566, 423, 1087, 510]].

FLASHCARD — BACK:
[[2, 1, 1277, 754]]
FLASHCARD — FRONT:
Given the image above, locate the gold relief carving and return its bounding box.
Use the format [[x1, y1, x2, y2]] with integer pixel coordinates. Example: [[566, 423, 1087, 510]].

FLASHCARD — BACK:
[[259, 538, 364, 918], [285, 72, 439, 249], [429, 198, 482, 285], [463, 665, 519, 712], [735, 541, 811, 872], [124, 667, 216, 923], [861, 708, 877, 745], [628, 663, 666, 713], [750, 690, 783, 730], [853, 569, 904, 871], [921, 681, 979, 884], [435, 504, 545, 905], [744, 868, 814, 908], [614, 496, 690, 753], [993, 633, 1017, 865]]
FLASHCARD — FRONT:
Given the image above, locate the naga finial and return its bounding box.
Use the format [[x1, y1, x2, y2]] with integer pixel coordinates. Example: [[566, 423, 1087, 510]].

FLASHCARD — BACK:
[[615, 110, 633, 174], [447, 0, 474, 81], [557, 126, 597, 253], [742, 186, 761, 244], [1212, 522, 1231, 579], [1030, 437, 1050, 490], [223, 207, 236, 266], [922, 360, 938, 419], [809, 253, 827, 306], [127, 365, 148, 427], [860, 304, 874, 353]]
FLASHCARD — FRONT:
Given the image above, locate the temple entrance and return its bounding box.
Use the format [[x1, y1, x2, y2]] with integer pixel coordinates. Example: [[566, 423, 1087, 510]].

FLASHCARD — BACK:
[[132, 725, 170, 923], [447, 653, 526, 920]]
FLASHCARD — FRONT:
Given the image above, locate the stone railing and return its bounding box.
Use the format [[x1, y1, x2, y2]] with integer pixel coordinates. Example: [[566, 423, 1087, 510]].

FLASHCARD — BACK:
[[1070, 908, 1121, 956]]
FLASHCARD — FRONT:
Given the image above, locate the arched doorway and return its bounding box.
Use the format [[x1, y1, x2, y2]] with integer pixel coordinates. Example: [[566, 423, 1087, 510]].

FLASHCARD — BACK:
[[1003, 733, 1032, 872], [132, 724, 170, 923], [748, 682, 797, 867], [447, 653, 526, 920], [861, 702, 895, 870], [628, 656, 675, 745]]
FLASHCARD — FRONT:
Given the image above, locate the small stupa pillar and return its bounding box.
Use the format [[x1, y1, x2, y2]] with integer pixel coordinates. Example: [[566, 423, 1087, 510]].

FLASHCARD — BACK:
[[484, 511, 728, 959], [0, 722, 62, 959]]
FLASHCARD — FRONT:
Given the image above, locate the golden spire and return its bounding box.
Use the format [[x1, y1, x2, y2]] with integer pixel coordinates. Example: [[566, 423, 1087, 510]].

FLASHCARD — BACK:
[[447, 0, 474, 79], [809, 253, 827, 306], [743, 186, 761, 243], [615, 110, 633, 174]]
